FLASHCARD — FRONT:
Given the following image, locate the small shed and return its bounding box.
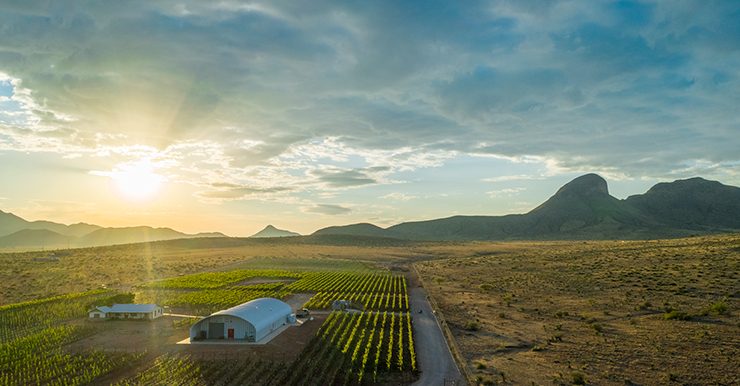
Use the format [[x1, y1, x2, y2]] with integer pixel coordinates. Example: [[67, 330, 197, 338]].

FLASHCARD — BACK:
[[332, 299, 352, 311], [88, 304, 163, 320]]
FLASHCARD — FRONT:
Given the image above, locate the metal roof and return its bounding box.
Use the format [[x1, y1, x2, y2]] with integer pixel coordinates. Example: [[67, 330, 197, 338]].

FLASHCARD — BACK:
[[211, 297, 291, 332], [97, 304, 160, 313]]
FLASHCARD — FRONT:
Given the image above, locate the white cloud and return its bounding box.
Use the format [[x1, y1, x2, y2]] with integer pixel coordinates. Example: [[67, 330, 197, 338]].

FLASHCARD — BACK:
[[487, 187, 526, 198], [380, 192, 417, 201], [302, 204, 352, 215], [482, 174, 542, 183]]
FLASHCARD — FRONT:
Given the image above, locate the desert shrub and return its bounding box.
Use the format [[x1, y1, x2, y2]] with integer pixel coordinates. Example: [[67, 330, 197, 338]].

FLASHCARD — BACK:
[[590, 323, 604, 333], [702, 300, 728, 316], [663, 310, 691, 321], [476, 376, 495, 386], [476, 362, 487, 369], [571, 371, 586, 385], [464, 321, 481, 331], [479, 283, 494, 291], [636, 301, 652, 311]]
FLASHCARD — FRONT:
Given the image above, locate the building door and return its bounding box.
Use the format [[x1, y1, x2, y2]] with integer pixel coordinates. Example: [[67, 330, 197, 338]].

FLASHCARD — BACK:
[[228, 328, 234, 339], [208, 322, 225, 339]]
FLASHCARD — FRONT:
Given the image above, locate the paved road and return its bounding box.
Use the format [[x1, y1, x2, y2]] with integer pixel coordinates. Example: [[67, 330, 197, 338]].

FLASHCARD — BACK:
[[409, 286, 464, 386]]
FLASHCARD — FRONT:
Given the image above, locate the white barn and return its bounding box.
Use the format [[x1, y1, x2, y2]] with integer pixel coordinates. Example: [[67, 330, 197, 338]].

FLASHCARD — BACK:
[[89, 304, 163, 320], [189, 298, 292, 342]]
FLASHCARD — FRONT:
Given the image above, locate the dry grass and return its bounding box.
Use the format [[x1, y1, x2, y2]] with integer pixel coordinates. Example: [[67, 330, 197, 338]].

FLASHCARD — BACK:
[[417, 234, 740, 385]]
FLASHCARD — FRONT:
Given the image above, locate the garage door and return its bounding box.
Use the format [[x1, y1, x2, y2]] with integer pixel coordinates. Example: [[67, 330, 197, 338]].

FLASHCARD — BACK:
[[208, 322, 224, 339]]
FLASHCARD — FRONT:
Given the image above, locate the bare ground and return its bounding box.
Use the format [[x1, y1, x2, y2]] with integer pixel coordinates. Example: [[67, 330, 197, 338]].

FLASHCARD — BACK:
[[416, 235, 740, 385]]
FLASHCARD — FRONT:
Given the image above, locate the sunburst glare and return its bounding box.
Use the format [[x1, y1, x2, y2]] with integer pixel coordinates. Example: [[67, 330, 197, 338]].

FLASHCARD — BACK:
[[110, 161, 164, 201]]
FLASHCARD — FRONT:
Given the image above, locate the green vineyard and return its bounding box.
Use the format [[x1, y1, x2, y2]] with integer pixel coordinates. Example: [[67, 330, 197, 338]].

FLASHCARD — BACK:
[[138, 270, 410, 315], [0, 325, 142, 386], [0, 265, 419, 385], [0, 290, 118, 344], [283, 310, 418, 385], [110, 311, 418, 386], [114, 354, 288, 386], [146, 269, 302, 289]]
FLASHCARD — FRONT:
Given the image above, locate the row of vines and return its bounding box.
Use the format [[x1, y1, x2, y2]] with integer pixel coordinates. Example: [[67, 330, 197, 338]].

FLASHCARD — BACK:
[[0, 325, 142, 386], [282, 311, 417, 386], [146, 269, 302, 289], [304, 292, 409, 312], [137, 285, 291, 315], [0, 290, 117, 344], [287, 272, 406, 295], [114, 354, 287, 386], [298, 273, 409, 311]]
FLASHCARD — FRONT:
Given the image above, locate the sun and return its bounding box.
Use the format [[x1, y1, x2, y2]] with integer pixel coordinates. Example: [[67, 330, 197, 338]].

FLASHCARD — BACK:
[[111, 161, 164, 200]]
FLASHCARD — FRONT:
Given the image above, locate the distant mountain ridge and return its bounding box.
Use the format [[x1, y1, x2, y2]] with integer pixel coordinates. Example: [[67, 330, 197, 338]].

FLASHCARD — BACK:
[[314, 174, 740, 240], [0, 210, 103, 238], [0, 229, 75, 249], [0, 210, 227, 250], [250, 225, 301, 238], [313, 223, 390, 237], [3, 174, 738, 249]]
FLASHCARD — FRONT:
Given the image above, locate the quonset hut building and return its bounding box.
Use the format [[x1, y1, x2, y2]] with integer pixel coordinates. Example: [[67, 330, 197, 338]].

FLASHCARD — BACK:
[[189, 298, 293, 342]]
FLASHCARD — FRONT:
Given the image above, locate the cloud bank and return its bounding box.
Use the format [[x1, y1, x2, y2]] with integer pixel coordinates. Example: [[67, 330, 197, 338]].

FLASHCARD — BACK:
[[0, 0, 738, 211]]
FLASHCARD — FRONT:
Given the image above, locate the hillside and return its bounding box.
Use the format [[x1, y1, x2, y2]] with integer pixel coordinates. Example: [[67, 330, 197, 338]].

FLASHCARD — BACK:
[[0, 211, 227, 251], [625, 177, 740, 230], [0, 229, 74, 248], [0, 210, 32, 236], [250, 225, 301, 238], [313, 223, 397, 238], [315, 174, 740, 240], [0, 210, 102, 237], [80, 226, 192, 246]]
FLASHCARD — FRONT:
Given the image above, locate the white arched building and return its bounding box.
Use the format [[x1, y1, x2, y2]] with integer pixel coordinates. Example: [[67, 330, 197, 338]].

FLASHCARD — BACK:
[[190, 298, 293, 342]]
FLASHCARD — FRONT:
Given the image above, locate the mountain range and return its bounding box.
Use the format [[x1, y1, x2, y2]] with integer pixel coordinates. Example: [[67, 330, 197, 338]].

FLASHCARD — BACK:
[[313, 174, 740, 240], [0, 211, 226, 250], [2, 174, 738, 250]]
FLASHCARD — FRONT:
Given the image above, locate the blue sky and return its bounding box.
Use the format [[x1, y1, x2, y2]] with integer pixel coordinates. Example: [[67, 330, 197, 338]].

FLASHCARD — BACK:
[[0, 1, 738, 235]]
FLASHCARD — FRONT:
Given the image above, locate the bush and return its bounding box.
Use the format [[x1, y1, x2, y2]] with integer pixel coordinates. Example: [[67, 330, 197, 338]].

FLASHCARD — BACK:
[[663, 310, 691, 321], [703, 300, 728, 316], [571, 371, 586, 385], [636, 301, 652, 311], [464, 321, 481, 331]]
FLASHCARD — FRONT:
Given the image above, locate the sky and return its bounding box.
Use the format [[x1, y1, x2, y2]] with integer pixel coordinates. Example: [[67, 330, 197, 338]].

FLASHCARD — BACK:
[[0, 1, 738, 236]]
